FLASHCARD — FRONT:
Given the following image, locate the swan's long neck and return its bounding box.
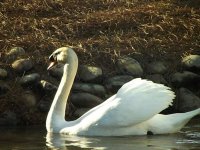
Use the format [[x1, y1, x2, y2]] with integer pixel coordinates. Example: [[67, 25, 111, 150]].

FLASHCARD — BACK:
[[46, 50, 78, 132]]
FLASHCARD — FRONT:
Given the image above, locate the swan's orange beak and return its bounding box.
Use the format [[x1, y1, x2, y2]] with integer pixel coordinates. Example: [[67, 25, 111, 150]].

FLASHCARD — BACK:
[[47, 61, 57, 70]]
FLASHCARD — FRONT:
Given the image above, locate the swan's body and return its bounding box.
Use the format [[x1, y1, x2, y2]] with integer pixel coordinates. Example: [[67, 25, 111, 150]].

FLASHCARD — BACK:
[[46, 47, 200, 136]]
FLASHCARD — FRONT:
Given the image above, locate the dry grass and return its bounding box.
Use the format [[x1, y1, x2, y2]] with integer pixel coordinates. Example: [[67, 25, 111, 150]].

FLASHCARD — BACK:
[[1, 0, 200, 66], [0, 0, 200, 124]]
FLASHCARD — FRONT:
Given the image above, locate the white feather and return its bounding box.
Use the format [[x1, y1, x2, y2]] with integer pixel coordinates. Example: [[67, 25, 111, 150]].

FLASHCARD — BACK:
[[46, 47, 200, 136]]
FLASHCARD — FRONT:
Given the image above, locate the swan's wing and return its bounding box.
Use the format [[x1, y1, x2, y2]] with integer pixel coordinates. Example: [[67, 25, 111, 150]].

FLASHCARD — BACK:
[[85, 78, 175, 127]]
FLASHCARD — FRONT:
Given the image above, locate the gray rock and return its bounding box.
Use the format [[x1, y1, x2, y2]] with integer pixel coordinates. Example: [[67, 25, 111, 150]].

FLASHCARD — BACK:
[[146, 74, 168, 85], [0, 68, 8, 79], [19, 73, 40, 86], [147, 61, 167, 74], [38, 100, 51, 112], [0, 111, 19, 126], [177, 88, 200, 112], [49, 64, 103, 83], [72, 83, 106, 97], [6, 47, 25, 61], [22, 91, 37, 108], [73, 108, 90, 118], [105, 75, 134, 93], [117, 56, 143, 77], [12, 58, 34, 73], [39, 80, 57, 92], [70, 92, 104, 108], [78, 65, 103, 82], [182, 55, 200, 70], [0, 81, 10, 95], [171, 71, 200, 87], [48, 63, 64, 79]]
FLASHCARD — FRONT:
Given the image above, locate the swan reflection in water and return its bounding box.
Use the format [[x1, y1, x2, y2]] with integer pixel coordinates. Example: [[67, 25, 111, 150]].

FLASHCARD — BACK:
[[46, 129, 200, 150]]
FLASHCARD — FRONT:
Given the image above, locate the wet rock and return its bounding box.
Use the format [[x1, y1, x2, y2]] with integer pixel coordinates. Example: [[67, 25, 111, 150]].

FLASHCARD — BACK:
[[0, 68, 8, 79], [72, 83, 106, 97], [12, 58, 34, 73], [73, 108, 90, 118], [171, 71, 200, 87], [38, 100, 51, 112], [0, 81, 10, 95], [6, 47, 25, 61], [182, 55, 200, 71], [22, 91, 37, 108], [78, 65, 103, 82], [39, 80, 57, 92], [19, 73, 40, 86], [147, 61, 167, 74], [117, 56, 143, 77], [48, 63, 64, 79], [146, 74, 168, 85], [70, 92, 104, 108], [105, 75, 134, 93], [65, 102, 76, 119], [0, 111, 19, 126], [177, 88, 200, 112]]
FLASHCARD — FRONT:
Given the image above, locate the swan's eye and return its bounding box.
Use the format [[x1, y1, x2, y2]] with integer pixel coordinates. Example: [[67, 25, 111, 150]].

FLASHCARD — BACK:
[[54, 52, 60, 55]]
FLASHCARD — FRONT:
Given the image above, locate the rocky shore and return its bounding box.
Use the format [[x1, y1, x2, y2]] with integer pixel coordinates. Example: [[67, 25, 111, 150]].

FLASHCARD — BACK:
[[0, 47, 200, 126]]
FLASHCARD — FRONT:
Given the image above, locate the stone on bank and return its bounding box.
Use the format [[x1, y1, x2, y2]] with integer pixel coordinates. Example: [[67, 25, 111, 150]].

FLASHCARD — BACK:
[[70, 92, 104, 108], [0, 111, 19, 126], [72, 83, 106, 98], [146, 74, 168, 85], [177, 88, 200, 112], [21, 91, 37, 108], [6, 47, 25, 62], [0, 68, 8, 79], [19, 73, 40, 86], [0, 81, 10, 95], [105, 75, 134, 93], [182, 54, 200, 70], [117, 56, 143, 77], [146, 61, 167, 74], [78, 65, 103, 83], [171, 71, 200, 87], [12, 58, 34, 73], [39, 80, 57, 92]]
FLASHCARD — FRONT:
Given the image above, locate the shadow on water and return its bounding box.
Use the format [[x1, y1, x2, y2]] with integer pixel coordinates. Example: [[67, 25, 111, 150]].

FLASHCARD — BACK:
[[0, 120, 200, 150], [0, 126, 47, 150]]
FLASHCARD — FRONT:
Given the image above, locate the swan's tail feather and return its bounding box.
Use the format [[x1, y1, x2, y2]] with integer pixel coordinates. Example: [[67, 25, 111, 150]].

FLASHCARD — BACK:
[[184, 108, 200, 118], [149, 108, 200, 134], [197, 108, 200, 114], [171, 108, 200, 132]]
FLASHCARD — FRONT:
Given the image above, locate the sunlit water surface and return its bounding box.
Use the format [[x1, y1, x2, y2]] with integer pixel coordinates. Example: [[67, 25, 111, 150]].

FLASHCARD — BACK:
[[0, 120, 200, 150]]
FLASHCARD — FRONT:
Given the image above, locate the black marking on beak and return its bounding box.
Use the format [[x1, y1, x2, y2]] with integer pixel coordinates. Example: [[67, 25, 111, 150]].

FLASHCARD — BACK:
[[47, 53, 58, 70], [49, 54, 56, 61]]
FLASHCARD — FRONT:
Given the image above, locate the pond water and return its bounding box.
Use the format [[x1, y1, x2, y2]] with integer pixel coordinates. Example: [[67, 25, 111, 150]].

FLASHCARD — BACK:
[[0, 120, 200, 150]]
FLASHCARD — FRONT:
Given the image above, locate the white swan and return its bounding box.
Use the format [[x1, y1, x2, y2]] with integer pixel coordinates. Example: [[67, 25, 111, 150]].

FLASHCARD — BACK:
[[46, 47, 200, 136]]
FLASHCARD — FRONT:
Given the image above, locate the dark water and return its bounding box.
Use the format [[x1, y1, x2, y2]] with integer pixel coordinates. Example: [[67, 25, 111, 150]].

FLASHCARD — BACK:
[[0, 120, 200, 150]]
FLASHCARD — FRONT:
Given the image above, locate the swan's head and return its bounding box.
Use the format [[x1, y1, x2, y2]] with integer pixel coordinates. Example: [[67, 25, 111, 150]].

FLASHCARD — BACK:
[[47, 47, 75, 70]]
